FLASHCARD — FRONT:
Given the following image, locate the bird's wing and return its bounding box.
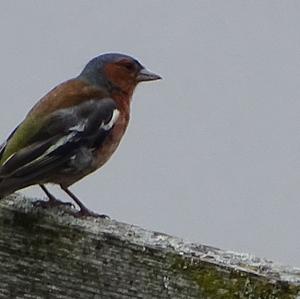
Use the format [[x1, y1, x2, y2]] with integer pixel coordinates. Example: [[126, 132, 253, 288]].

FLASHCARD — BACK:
[[0, 98, 119, 179], [0, 142, 6, 161], [0, 125, 20, 162]]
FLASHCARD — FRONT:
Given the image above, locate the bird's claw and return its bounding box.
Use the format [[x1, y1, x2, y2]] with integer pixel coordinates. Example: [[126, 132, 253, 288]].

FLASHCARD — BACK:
[[72, 208, 110, 219]]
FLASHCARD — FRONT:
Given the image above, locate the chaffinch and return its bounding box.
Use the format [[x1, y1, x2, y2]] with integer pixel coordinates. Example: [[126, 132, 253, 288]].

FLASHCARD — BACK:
[[0, 53, 161, 217]]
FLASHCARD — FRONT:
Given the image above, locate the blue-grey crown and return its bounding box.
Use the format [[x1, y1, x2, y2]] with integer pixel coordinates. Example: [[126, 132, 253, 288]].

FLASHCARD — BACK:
[[78, 53, 142, 88]]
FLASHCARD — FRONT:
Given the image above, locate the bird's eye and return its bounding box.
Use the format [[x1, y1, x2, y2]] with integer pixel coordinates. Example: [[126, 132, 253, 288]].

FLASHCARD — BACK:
[[121, 61, 135, 71]]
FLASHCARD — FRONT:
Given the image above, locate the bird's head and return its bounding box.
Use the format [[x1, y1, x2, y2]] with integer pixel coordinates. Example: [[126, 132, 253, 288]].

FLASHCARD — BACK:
[[79, 53, 161, 97]]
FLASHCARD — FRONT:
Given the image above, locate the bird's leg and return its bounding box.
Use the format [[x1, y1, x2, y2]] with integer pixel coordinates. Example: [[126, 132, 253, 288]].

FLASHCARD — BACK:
[[40, 184, 58, 202], [60, 185, 109, 218], [34, 184, 74, 208]]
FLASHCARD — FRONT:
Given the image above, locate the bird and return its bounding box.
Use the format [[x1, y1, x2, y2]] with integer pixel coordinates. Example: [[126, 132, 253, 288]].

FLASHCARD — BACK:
[[0, 53, 161, 217]]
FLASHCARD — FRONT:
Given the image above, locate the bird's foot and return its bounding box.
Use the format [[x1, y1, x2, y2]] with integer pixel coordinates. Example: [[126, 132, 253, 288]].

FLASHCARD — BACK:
[[73, 207, 109, 219], [34, 198, 75, 209]]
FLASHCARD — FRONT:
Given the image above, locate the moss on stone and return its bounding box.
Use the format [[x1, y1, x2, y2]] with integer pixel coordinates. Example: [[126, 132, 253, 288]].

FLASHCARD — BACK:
[[171, 256, 300, 299]]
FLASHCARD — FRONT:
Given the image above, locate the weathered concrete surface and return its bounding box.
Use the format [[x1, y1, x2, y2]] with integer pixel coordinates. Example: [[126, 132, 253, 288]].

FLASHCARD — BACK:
[[0, 194, 299, 299]]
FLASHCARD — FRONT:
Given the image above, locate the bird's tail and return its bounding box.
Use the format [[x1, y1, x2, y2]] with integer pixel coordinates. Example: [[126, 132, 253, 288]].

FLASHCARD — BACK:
[[0, 178, 5, 198], [0, 177, 27, 199]]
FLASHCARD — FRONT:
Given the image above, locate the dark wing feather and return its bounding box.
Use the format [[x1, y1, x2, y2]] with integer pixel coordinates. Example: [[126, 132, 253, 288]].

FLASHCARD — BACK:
[[0, 136, 62, 177], [0, 98, 118, 196], [32, 98, 117, 141]]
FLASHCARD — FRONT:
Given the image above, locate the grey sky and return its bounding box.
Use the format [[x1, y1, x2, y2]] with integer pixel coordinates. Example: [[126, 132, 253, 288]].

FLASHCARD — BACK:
[[0, 1, 299, 266]]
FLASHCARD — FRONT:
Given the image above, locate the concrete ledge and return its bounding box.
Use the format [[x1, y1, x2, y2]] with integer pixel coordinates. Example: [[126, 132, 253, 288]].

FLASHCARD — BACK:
[[0, 194, 299, 298]]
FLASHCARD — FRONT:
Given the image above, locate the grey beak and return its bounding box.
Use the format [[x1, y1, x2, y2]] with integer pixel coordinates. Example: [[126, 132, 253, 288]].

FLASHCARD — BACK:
[[137, 68, 162, 82]]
